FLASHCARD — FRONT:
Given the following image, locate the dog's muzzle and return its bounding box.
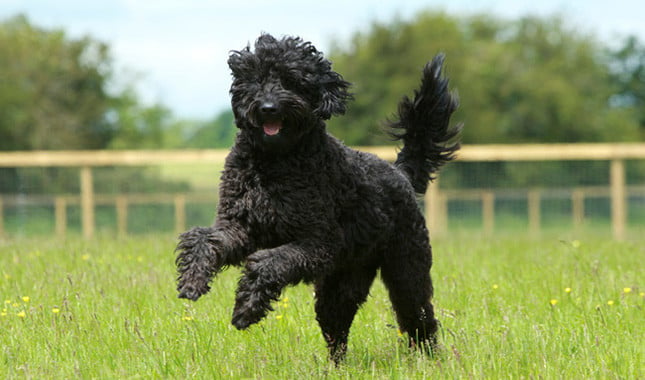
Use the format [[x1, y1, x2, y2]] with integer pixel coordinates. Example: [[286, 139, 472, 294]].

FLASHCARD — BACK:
[[258, 101, 283, 136]]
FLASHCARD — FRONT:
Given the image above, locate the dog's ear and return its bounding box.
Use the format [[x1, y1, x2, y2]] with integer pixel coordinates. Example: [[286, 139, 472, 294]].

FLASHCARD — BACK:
[[227, 46, 252, 77], [316, 72, 352, 120]]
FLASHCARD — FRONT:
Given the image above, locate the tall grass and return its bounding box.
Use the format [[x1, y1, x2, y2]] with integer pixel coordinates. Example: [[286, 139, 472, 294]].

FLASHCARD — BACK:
[[1, 235, 643, 378]]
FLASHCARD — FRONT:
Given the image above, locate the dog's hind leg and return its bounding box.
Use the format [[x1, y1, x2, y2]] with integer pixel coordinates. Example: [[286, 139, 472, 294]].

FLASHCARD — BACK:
[[380, 243, 438, 354], [314, 267, 377, 364]]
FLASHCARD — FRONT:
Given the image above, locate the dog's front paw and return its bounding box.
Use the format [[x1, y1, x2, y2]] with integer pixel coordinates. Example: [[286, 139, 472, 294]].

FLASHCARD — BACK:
[[231, 291, 272, 330], [175, 226, 221, 301], [176, 258, 214, 301], [177, 281, 210, 301], [231, 269, 280, 329]]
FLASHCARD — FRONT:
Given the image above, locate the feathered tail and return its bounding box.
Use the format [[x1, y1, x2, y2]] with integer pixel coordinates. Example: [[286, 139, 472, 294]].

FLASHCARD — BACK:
[[388, 54, 462, 194]]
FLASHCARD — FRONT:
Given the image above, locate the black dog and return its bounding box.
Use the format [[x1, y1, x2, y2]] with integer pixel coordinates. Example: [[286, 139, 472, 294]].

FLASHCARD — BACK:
[[175, 34, 460, 362]]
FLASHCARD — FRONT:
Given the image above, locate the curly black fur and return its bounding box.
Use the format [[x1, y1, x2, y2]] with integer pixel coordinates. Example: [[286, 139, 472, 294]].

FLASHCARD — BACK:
[[389, 54, 462, 194], [175, 33, 461, 363]]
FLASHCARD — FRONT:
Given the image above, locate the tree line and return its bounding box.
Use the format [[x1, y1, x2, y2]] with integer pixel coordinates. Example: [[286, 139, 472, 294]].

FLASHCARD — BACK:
[[1, 12, 643, 191], [327, 11, 644, 146]]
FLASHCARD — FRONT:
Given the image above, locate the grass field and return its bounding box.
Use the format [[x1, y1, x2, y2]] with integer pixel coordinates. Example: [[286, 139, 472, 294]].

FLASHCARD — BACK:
[[1, 234, 643, 378]]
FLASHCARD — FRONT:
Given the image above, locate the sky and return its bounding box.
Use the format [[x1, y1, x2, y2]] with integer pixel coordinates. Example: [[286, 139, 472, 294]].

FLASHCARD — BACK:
[[2, 0, 645, 119]]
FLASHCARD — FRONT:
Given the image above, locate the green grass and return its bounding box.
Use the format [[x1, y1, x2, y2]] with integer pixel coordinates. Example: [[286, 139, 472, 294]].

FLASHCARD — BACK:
[[1, 235, 643, 378]]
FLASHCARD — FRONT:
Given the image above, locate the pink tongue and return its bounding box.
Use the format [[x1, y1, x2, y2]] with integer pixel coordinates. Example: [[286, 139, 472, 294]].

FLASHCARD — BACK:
[[263, 122, 282, 136]]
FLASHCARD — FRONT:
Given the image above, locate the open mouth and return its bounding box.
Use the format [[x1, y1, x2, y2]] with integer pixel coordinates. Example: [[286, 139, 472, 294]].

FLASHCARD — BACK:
[[262, 121, 283, 136]]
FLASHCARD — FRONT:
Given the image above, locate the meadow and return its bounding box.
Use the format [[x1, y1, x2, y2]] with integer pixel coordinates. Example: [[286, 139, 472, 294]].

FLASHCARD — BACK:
[[0, 234, 643, 378]]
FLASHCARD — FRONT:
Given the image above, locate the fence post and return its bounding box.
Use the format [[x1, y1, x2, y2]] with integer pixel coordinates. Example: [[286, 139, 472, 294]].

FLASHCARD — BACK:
[[54, 196, 67, 238], [482, 191, 495, 235], [116, 196, 128, 237], [610, 159, 626, 240], [174, 194, 186, 235], [80, 166, 95, 239], [528, 190, 541, 236], [572, 189, 585, 229], [426, 181, 447, 237]]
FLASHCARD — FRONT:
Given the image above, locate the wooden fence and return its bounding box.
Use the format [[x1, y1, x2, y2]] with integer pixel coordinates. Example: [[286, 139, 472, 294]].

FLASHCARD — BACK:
[[0, 143, 644, 240], [0, 192, 216, 238]]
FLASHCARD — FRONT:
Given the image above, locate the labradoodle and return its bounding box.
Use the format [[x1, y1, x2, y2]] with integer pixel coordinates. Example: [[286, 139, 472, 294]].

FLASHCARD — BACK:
[[175, 33, 461, 362]]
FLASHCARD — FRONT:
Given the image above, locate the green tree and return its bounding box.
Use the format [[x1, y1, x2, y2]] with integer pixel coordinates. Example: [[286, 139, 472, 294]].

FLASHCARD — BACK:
[[328, 12, 641, 146], [108, 87, 186, 149], [328, 12, 467, 145], [0, 15, 115, 151], [608, 35, 645, 138], [461, 15, 639, 143], [0, 15, 186, 152], [183, 110, 237, 149], [0, 15, 192, 193], [327, 11, 643, 188]]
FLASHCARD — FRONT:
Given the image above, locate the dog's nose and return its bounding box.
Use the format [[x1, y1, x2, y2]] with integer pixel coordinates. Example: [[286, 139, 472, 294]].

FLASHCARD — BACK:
[[260, 102, 279, 115]]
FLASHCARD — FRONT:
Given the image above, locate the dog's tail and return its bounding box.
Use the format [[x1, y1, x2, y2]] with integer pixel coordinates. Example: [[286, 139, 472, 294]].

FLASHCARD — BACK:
[[388, 54, 462, 194]]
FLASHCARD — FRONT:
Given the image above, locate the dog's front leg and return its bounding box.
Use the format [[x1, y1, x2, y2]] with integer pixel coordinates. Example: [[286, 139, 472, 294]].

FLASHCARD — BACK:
[[175, 223, 252, 301], [231, 240, 334, 329]]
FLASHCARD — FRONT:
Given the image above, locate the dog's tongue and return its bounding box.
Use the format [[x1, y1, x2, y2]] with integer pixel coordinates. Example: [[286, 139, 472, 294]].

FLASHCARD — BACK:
[[263, 122, 282, 136]]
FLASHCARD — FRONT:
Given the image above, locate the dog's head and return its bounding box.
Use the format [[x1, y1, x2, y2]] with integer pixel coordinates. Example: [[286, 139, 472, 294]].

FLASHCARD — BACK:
[[228, 34, 351, 153]]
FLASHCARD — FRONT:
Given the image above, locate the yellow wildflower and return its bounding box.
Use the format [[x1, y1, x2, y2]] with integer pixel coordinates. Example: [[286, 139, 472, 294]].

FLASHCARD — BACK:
[[275, 315, 283, 320], [607, 300, 614, 306], [564, 287, 572, 293], [81, 254, 90, 261], [623, 287, 632, 294], [492, 284, 499, 290], [182, 316, 193, 321], [22, 296, 30, 303], [550, 299, 558, 306], [52, 308, 60, 314], [17, 311, 26, 318]]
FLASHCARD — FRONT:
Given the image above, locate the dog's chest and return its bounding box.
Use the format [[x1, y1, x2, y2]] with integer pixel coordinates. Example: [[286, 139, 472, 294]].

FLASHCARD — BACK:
[[221, 167, 329, 242]]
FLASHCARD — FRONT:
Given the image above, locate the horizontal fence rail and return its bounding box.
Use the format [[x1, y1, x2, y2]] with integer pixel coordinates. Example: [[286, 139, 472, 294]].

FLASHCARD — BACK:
[[1, 143, 644, 240], [0, 143, 644, 167]]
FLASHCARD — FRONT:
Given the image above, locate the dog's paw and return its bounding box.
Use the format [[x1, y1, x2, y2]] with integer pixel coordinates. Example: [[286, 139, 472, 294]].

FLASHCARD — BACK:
[[176, 275, 211, 301], [231, 304, 264, 330], [177, 283, 210, 301], [231, 289, 275, 329], [231, 273, 280, 329], [230, 250, 285, 329]]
